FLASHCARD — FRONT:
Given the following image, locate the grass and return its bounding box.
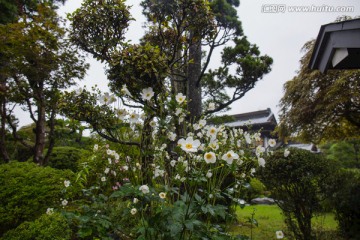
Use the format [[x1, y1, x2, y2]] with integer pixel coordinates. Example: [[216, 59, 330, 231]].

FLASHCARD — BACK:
[[229, 205, 342, 240]]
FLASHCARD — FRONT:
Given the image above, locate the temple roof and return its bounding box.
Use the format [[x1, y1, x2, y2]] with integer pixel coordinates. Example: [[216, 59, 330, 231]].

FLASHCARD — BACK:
[[224, 108, 277, 129]]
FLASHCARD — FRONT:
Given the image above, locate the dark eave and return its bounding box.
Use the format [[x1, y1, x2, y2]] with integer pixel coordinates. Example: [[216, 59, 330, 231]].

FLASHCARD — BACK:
[[309, 18, 360, 73]]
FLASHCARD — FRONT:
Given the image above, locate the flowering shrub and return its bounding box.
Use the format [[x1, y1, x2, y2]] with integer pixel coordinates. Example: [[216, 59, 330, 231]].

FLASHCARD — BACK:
[[60, 87, 276, 239]]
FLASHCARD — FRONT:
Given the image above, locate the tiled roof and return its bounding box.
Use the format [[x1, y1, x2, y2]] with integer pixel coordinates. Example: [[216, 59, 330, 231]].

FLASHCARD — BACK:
[[224, 108, 277, 128]]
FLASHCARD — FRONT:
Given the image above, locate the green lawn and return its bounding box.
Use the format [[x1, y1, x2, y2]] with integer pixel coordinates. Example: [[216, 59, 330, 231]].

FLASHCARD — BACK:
[[230, 205, 342, 240]]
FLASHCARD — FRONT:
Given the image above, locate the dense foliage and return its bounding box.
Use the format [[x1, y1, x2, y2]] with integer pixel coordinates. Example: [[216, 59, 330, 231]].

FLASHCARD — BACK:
[[321, 139, 360, 169], [326, 169, 360, 239], [1, 212, 71, 240], [0, 161, 75, 236], [47, 146, 89, 172], [277, 39, 360, 143], [258, 148, 335, 240], [0, 3, 88, 165]]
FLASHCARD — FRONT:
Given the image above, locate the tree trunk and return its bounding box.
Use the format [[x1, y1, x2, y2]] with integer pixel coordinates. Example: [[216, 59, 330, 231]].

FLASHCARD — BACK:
[[140, 116, 154, 184], [0, 91, 10, 163], [187, 34, 202, 122], [34, 103, 46, 165]]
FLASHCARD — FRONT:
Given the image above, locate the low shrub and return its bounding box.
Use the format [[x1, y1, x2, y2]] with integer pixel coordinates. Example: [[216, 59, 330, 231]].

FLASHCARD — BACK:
[[1, 212, 71, 240], [0, 161, 75, 236]]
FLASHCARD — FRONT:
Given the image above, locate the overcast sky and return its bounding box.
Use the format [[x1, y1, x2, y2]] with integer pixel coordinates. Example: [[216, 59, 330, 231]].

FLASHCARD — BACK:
[[17, 0, 360, 126]]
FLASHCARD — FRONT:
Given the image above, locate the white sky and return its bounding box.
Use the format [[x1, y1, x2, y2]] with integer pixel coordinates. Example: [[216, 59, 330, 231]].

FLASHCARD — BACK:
[[16, 0, 360, 126]]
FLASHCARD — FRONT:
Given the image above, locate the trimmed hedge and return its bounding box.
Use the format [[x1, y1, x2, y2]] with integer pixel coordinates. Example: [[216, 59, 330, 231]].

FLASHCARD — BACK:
[[0, 161, 75, 236], [1, 212, 71, 240], [47, 146, 89, 172]]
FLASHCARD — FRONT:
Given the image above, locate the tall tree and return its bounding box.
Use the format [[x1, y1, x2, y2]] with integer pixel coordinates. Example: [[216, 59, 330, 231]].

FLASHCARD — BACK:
[[0, 4, 88, 165], [0, 0, 67, 163], [68, 0, 272, 121], [65, 0, 271, 182], [277, 40, 360, 144], [0, 0, 66, 24]]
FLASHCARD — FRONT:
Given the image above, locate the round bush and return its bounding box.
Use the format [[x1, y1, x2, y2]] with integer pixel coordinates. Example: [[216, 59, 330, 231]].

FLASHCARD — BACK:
[[0, 161, 75, 235], [47, 146, 89, 172], [1, 212, 71, 240]]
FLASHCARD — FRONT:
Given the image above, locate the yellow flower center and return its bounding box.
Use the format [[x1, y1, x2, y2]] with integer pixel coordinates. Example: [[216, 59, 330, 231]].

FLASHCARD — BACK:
[[205, 153, 212, 159], [210, 129, 216, 134], [227, 153, 232, 158], [185, 143, 193, 149]]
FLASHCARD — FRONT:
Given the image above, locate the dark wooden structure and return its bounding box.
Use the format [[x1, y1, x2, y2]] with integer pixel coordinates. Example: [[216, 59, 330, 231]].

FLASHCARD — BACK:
[[309, 18, 360, 73]]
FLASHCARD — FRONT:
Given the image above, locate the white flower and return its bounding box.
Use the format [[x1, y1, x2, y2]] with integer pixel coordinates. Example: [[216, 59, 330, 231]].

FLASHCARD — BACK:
[[149, 120, 157, 128], [64, 180, 70, 188], [208, 139, 219, 151], [206, 171, 213, 178], [221, 150, 239, 164], [61, 199, 68, 207], [208, 102, 215, 111], [139, 185, 150, 194], [244, 133, 252, 144], [256, 145, 265, 157], [175, 108, 182, 116], [175, 93, 186, 104], [99, 92, 116, 105], [101, 176, 106, 182], [207, 126, 218, 138], [159, 192, 166, 199], [46, 208, 54, 215], [154, 168, 165, 178], [254, 132, 261, 141], [284, 149, 290, 157], [104, 168, 110, 174], [239, 199, 245, 205], [258, 157, 266, 167], [198, 119, 207, 128], [177, 137, 201, 153], [133, 198, 139, 204], [276, 230, 284, 239], [204, 152, 216, 164], [130, 208, 137, 215], [129, 112, 140, 123], [170, 160, 177, 167], [122, 165, 129, 171], [168, 132, 177, 141], [175, 174, 181, 180], [115, 108, 127, 120], [121, 84, 132, 96], [268, 138, 276, 147], [141, 87, 154, 101], [93, 144, 99, 152], [250, 168, 256, 176]]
